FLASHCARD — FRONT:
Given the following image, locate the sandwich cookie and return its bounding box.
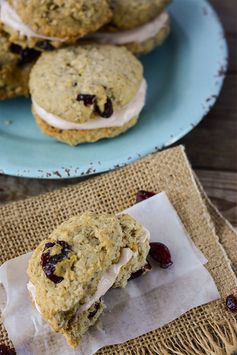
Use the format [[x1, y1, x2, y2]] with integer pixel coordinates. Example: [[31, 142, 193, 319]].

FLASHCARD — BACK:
[[0, 0, 112, 50], [88, 0, 171, 55], [0, 25, 40, 99], [27, 212, 150, 348], [30, 44, 146, 145]]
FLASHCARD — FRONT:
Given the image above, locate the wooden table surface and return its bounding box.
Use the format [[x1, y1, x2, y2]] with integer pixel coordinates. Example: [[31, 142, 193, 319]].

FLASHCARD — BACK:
[[0, 0, 236, 227]]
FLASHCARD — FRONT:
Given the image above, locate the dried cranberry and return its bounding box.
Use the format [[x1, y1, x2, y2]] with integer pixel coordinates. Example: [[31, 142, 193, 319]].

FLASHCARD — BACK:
[[95, 97, 113, 118], [9, 43, 40, 65], [226, 294, 237, 312], [129, 268, 144, 280], [76, 93, 113, 119], [0, 344, 16, 355], [9, 43, 22, 54], [136, 190, 156, 203], [36, 40, 54, 51], [88, 302, 100, 320], [41, 240, 71, 284], [57, 240, 71, 252], [76, 94, 96, 106], [44, 242, 55, 250], [129, 261, 152, 281], [149, 242, 173, 269], [41, 251, 63, 284]]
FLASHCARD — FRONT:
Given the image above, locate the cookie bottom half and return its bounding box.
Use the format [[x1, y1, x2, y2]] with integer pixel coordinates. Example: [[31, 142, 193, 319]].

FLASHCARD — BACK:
[[125, 21, 170, 55], [34, 112, 138, 146], [62, 301, 105, 348]]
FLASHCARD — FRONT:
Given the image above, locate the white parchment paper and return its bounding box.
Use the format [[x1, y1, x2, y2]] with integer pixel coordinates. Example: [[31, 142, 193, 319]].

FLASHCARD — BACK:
[[0, 192, 220, 355]]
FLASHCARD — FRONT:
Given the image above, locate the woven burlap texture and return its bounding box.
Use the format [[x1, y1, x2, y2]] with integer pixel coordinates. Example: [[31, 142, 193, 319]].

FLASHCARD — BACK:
[[0, 145, 237, 354], [196, 176, 237, 277]]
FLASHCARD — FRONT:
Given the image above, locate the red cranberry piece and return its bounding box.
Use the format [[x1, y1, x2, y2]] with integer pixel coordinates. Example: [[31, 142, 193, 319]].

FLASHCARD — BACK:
[[41, 240, 71, 284], [129, 269, 144, 280], [136, 190, 156, 203], [18, 48, 40, 65], [149, 242, 173, 269], [226, 294, 237, 312], [44, 242, 55, 250], [9, 43, 40, 65], [0, 344, 16, 355], [95, 97, 113, 118], [41, 251, 64, 284], [129, 261, 152, 280], [57, 240, 71, 252], [76, 94, 96, 106]]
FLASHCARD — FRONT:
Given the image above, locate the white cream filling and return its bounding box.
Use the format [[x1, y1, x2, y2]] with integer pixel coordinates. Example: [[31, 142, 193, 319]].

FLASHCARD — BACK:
[[87, 12, 169, 45], [76, 248, 135, 316], [27, 281, 42, 314], [33, 79, 147, 131], [0, 0, 65, 41], [27, 227, 150, 317]]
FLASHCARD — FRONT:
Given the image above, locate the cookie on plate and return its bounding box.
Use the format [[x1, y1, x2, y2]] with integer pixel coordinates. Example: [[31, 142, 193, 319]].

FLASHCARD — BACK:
[[87, 0, 171, 55], [0, 25, 40, 99], [27, 212, 150, 348], [0, 0, 112, 50], [29, 44, 146, 145]]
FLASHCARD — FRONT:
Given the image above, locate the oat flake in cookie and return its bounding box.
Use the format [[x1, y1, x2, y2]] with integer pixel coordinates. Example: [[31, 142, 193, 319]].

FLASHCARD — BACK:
[[0, 25, 40, 99], [27, 212, 150, 348], [29, 44, 146, 145], [0, 0, 112, 49], [88, 0, 171, 55]]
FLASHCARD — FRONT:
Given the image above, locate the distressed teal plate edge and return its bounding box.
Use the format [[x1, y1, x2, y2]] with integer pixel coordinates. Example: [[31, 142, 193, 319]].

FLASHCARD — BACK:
[[0, 0, 228, 179]]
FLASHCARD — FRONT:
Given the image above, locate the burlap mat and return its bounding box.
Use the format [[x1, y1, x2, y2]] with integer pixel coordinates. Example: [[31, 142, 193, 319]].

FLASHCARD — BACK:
[[196, 176, 237, 277], [1, 145, 237, 354]]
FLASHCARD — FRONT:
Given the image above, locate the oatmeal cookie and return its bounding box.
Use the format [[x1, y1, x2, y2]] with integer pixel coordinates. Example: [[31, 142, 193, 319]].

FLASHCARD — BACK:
[[27, 212, 150, 347]]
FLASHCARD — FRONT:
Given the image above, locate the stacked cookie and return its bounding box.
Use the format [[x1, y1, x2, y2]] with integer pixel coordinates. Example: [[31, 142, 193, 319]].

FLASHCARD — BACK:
[[0, 24, 40, 99], [0, 0, 171, 144], [30, 44, 146, 145], [88, 0, 171, 55], [27, 212, 150, 348], [0, 0, 112, 100]]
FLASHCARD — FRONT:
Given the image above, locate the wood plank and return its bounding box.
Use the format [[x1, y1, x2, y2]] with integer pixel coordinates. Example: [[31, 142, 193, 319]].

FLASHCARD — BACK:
[[208, 0, 237, 73], [176, 1, 237, 170], [226, 34, 237, 74], [196, 169, 237, 227], [180, 73, 237, 171], [0, 175, 74, 204], [210, 0, 237, 35]]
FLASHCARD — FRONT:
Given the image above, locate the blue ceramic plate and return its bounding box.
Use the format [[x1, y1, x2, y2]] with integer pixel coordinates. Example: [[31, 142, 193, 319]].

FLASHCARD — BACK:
[[0, 0, 227, 179]]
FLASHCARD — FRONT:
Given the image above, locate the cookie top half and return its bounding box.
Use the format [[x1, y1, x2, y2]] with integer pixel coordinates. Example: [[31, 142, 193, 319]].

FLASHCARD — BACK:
[[28, 212, 123, 315], [30, 44, 143, 123], [8, 0, 112, 40], [106, 0, 171, 31]]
